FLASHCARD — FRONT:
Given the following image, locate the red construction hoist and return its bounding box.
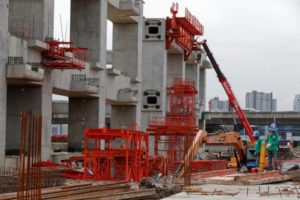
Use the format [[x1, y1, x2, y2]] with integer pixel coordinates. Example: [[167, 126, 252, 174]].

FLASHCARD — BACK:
[[42, 39, 87, 70], [166, 3, 204, 60], [147, 78, 198, 175], [63, 128, 149, 182]]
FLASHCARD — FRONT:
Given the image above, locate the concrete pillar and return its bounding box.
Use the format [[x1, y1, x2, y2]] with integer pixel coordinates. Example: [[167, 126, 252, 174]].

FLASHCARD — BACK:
[[110, 3, 144, 129], [68, 98, 100, 151], [41, 68, 53, 160], [0, 0, 9, 167], [112, 23, 141, 80], [6, 86, 41, 154], [8, 0, 54, 40], [141, 18, 167, 132], [199, 67, 207, 129], [166, 53, 185, 113], [6, 75, 53, 161], [185, 62, 200, 126], [69, 0, 108, 150], [110, 105, 137, 129], [167, 53, 185, 85]]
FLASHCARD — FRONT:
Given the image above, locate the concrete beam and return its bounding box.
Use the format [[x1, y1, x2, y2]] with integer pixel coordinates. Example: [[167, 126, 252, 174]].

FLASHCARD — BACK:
[[8, 0, 54, 41], [108, 0, 142, 23], [205, 112, 300, 125], [7, 64, 44, 82]]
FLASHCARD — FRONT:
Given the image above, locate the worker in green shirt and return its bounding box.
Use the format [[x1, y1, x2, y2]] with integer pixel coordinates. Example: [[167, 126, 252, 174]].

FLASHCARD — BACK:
[[253, 130, 262, 166], [266, 123, 279, 170]]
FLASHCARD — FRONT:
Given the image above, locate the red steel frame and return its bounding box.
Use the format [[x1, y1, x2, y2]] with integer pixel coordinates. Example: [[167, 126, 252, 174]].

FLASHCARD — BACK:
[[191, 160, 228, 173], [147, 78, 198, 174], [42, 40, 87, 70], [64, 128, 149, 182], [166, 3, 204, 60]]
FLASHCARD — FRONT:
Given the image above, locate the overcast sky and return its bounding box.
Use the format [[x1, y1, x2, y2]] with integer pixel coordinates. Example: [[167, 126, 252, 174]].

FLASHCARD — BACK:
[[54, 0, 300, 111]]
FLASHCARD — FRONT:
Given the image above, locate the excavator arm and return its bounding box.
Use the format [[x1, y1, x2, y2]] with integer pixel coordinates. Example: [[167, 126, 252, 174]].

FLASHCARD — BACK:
[[178, 131, 247, 177], [205, 132, 247, 163]]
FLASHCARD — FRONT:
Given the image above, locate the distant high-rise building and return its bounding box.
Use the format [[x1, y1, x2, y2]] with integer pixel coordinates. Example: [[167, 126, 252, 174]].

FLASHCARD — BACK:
[[294, 94, 300, 111], [245, 90, 277, 111], [209, 97, 229, 112]]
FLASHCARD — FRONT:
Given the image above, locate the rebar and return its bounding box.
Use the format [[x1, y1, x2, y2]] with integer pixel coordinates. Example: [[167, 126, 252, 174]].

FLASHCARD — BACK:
[[17, 113, 42, 200]]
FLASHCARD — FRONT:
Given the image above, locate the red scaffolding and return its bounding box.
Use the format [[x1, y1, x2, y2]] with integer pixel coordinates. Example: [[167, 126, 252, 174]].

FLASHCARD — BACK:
[[42, 40, 87, 70], [63, 128, 149, 182], [147, 78, 198, 174], [166, 3, 204, 60]]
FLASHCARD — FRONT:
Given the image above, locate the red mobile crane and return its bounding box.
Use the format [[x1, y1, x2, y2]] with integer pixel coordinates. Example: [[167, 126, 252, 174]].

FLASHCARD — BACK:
[[178, 41, 257, 177], [201, 40, 255, 142]]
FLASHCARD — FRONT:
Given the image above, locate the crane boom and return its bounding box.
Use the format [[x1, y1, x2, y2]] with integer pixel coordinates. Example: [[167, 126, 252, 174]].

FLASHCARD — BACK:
[[201, 40, 255, 142]]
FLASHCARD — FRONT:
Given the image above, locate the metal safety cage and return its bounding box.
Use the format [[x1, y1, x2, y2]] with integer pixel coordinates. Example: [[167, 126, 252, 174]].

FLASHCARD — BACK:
[[64, 128, 149, 182], [147, 78, 198, 175], [41, 40, 87, 70]]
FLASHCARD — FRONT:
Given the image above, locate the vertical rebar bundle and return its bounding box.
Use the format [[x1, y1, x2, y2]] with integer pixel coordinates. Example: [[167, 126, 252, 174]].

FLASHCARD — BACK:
[[17, 112, 42, 200]]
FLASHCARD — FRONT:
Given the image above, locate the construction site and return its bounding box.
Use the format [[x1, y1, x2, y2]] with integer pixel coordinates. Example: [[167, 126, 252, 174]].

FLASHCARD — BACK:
[[0, 0, 300, 199]]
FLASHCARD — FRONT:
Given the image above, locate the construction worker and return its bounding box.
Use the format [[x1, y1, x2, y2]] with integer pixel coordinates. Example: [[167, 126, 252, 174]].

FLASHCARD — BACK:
[[253, 130, 262, 166], [266, 123, 279, 170]]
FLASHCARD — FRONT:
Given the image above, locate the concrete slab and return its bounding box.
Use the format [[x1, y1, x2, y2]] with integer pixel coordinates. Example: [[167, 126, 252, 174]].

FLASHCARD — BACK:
[[164, 183, 300, 200], [107, 68, 121, 76], [27, 40, 48, 51], [7, 64, 44, 82], [108, 0, 141, 23]]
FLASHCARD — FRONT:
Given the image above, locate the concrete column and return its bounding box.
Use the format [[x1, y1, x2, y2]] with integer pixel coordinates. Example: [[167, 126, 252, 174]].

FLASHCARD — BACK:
[[199, 67, 207, 129], [112, 23, 141, 80], [6, 87, 40, 154], [167, 53, 185, 85], [185, 62, 197, 84], [68, 98, 100, 151], [141, 18, 167, 132], [185, 62, 200, 125], [0, 0, 9, 167], [8, 0, 54, 40], [110, 3, 144, 129], [41, 68, 53, 160], [6, 80, 53, 161], [166, 53, 185, 113], [69, 0, 107, 150], [110, 105, 137, 129]]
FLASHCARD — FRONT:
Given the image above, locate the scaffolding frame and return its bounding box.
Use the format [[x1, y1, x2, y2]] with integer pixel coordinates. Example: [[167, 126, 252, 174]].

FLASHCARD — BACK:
[[42, 40, 87, 70], [64, 128, 149, 182]]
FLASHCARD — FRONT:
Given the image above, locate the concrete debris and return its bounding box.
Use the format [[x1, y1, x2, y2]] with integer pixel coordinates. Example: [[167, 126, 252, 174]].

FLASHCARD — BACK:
[[164, 184, 300, 199], [192, 170, 294, 185], [183, 186, 239, 196], [140, 177, 182, 199]]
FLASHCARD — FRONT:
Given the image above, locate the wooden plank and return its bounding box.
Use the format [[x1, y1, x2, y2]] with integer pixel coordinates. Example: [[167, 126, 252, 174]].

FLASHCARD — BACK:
[[70, 189, 158, 200], [234, 171, 280, 182], [241, 175, 293, 185]]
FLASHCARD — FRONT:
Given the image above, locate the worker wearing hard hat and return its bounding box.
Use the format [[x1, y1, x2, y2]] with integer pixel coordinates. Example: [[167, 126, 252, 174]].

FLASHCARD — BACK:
[[266, 123, 279, 170], [253, 130, 262, 166]]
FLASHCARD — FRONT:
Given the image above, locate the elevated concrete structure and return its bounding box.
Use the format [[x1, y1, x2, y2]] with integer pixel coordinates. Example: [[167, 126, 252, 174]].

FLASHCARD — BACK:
[[141, 18, 167, 131], [0, 0, 210, 166], [205, 111, 300, 125], [67, 0, 108, 151], [4, 0, 54, 162]]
